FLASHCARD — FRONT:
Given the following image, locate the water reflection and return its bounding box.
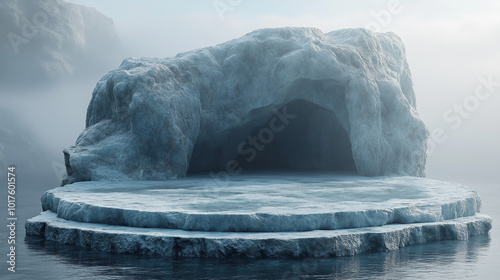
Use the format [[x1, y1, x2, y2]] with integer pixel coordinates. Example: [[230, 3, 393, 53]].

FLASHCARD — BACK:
[[22, 234, 490, 280]]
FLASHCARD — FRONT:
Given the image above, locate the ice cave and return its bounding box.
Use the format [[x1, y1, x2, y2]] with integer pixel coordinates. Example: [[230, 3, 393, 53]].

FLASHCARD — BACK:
[[26, 27, 492, 258], [59, 27, 427, 184]]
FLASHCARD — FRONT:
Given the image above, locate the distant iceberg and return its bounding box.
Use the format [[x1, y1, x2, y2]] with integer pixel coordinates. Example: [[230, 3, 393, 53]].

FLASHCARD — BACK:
[[0, 0, 121, 86], [63, 27, 428, 183]]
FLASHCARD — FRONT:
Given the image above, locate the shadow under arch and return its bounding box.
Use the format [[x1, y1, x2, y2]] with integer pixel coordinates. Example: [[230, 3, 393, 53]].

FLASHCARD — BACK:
[[188, 97, 357, 174]]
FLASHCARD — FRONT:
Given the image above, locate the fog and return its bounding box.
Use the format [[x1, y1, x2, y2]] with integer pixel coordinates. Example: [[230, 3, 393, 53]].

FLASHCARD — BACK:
[[1, 0, 499, 186]]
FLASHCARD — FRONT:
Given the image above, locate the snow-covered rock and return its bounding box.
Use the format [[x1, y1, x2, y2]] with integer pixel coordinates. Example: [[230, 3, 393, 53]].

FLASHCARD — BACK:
[[0, 0, 121, 86], [63, 27, 428, 183]]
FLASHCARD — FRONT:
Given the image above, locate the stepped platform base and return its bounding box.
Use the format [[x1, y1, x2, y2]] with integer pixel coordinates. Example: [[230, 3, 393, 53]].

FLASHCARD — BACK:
[[26, 211, 492, 258], [26, 174, 493, 258]]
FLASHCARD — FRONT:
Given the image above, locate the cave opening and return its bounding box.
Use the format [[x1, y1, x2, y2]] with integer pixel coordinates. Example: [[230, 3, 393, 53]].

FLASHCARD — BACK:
[[188, 98, 358, 175]]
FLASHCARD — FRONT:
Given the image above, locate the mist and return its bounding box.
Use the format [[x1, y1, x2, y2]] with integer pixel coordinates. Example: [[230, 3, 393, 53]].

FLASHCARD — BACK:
[[1, 0, 499, 186]]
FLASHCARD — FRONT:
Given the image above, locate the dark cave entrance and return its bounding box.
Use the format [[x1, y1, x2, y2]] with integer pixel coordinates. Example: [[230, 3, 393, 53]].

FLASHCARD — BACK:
[[188, 98, 358, 175]]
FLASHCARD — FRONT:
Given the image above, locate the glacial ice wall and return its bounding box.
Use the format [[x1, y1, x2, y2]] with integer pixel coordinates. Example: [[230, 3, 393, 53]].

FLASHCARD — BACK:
[[63, 27, 429, 183]]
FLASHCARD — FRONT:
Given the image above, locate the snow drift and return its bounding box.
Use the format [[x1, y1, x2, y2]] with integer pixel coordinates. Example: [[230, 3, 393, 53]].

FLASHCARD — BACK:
[[63, 27, 429, 183]]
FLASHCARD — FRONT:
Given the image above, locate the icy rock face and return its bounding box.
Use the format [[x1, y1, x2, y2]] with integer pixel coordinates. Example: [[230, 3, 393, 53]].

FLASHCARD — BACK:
[[64, 27, 428, 183], [0, 0, 120, 86]]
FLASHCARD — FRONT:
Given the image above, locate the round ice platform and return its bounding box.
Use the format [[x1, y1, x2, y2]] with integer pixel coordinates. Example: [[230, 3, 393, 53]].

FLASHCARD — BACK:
[[40, 174, 481, 232], [26, 174, 492, 258]]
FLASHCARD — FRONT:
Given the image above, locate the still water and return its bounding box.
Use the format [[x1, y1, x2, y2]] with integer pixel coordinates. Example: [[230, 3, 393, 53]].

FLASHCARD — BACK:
[[1, 181, 498, 280]]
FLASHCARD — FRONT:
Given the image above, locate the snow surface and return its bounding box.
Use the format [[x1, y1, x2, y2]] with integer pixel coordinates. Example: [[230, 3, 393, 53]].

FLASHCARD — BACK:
[[63, 27, 428, 183], [41, 174, 481, 232], [26, 211, 492, 258]]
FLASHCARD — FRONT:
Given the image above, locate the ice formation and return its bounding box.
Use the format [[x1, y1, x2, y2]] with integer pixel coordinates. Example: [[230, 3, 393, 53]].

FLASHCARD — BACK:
[[0, 0, 120, 85], [26, 211, 492, 258], [40, 175, 481, 232], [26, 175, 492, 258], [23, 27, 493, 259], [63, 27, 429, 183]]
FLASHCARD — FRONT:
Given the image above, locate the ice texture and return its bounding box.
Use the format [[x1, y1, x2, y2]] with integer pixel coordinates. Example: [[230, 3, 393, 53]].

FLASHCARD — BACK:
[[26, 211, 492, 258], [63, 27, 428, 183], [26, 175, 492, 258], [40, 175, 482, 232]]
